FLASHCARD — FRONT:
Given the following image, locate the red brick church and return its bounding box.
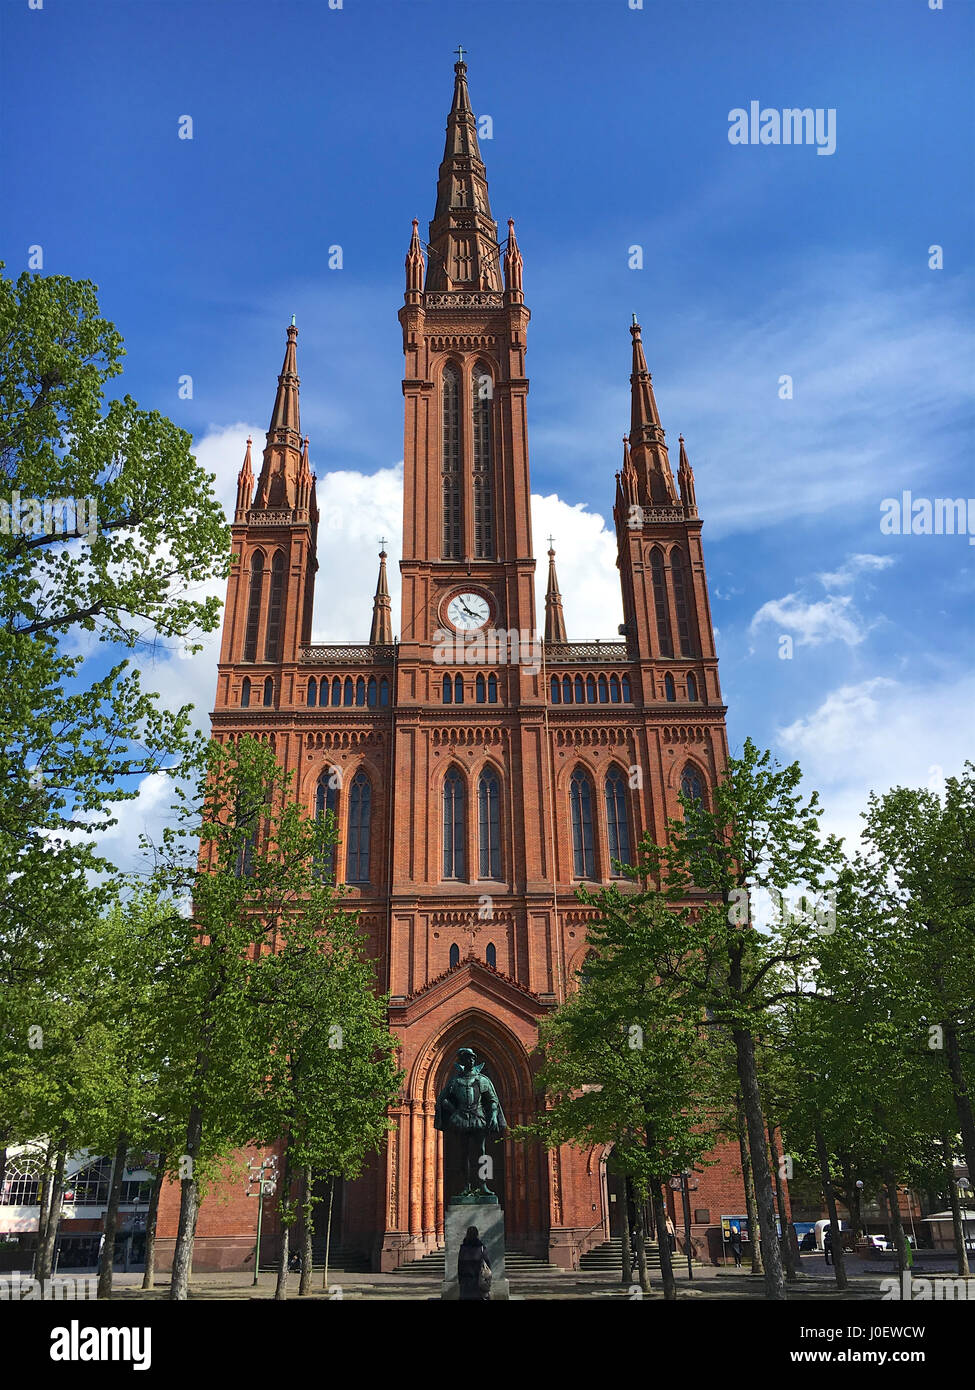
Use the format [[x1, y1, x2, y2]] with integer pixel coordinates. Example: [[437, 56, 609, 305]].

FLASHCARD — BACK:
[[157, 56, 759, 1273]]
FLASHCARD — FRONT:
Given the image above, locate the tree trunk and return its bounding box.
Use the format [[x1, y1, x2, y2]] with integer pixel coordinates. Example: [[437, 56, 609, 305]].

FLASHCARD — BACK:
[[169, 1105, 203, 1301], [942, 1136, 970, 1278], [620, 1183, 634, 1285], [651, 1182, 677, 1300], [944, 1024, 975, 1184], [735, 1091, 763, 1276], [814, 1125, 848, 1290], [322, 1175, 335, 1290], [274, 1141, 293, 1301], [734, 1031, 786, 1300], [97, 1134, 128, 1300], [35, 1145, 67, 1285], [632, 1186, 651, 1293], [882, 1166, 909, 1279], [299, 1166, 313, 1296], [141, 1156, 166, 1291], [33, 1143, 56, 1278], [768, 1122, 799, 1281]]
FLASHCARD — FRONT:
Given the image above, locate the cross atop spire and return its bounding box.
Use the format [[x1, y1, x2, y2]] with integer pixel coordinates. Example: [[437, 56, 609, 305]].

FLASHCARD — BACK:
[[454, 44, 467, 64]]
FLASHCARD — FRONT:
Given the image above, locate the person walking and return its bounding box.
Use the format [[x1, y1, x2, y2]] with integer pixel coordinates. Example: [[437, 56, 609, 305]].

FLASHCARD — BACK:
[[728, 1223, 744, 1268], [457, 1225, 491, 1301], [823, 1224, 833, 1266]]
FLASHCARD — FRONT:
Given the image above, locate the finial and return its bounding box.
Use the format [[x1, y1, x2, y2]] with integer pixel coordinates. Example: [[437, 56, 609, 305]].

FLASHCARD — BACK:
[[631, 312, 638, 327], [291, 314, 296, 327], [454, 44, 467, 64]]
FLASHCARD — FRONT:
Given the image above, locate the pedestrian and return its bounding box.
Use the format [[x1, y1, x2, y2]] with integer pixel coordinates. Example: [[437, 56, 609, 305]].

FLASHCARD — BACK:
[[457, 1225, 491, 1301], [823, 1224, 833, 1266], [728, 1223, 743, 1269], [665, 1216, 677, 1254]]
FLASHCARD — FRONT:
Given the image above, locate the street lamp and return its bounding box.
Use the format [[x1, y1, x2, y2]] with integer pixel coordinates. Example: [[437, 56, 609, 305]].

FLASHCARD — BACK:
[[246, 1155, 278, 1287], [668, 1171, 698, 1280]]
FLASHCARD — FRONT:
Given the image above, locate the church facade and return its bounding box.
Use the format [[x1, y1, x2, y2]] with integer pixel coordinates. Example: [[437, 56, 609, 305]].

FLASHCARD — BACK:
[[157, 58, 757, 1273]]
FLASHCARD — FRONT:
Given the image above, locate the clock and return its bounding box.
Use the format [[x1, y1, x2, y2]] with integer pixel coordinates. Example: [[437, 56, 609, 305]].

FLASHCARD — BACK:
[[446, 591, 491, 632]]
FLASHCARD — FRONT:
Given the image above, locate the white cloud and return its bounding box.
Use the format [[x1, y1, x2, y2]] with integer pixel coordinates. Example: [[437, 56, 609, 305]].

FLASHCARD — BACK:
[[816, 553, 895, 591], [749, 592, 869, 648], [776, 673, 975, 849]]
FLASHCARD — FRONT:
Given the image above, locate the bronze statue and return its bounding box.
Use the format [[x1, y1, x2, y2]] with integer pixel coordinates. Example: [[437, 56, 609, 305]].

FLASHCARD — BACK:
[[435, 1048, 506, 1200]]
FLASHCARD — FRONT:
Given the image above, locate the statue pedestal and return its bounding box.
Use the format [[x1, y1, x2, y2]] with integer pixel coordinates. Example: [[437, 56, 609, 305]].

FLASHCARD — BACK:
[[442, 1200, 509, 1301]]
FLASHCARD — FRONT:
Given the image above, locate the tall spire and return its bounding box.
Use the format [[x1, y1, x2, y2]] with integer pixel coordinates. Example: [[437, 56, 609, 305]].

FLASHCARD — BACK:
[[254, 322, 305, 510], [544, 540, 567, 644], [405, 218, 425, 298], [677, 434, 698, 516], [369, 546, 393, 645], [627, 317, 678, 507], [503, 218, 523, 299], [424, 53, 502, 292]]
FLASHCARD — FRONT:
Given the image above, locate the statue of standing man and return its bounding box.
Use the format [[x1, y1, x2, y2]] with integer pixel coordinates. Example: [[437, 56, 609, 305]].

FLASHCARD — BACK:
[[435, 1048, 507, 1200]]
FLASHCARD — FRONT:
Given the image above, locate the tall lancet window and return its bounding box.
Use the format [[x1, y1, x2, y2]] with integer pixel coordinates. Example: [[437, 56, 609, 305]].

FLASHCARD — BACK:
[[650, 547, 673, 658], [442, 364, 462, 559], [346, 771, 371, 883], [472, 363, 494, 559], [604, 768, 632, 875], [671, 547, 694, 656], [478, 770, 502, 879], [243, 550, 264, 662], [442, 768, 466, 880], [570, 767, 595, 879], [264, 550, 285, 660], [315, 771, 339, 880]]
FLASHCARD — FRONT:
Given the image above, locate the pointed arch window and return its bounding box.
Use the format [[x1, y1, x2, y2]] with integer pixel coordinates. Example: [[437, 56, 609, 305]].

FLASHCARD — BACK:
[[343, 677, 354, 706], [574, 675, 585, 704], [263, 676, 274, 707], [454, 674, 464, 704], [315, 770, 339, 879], [650, 547, 673, 658], [586, 675, 597, 704], [241, 677, 251, 708], [329, 677, 339, 706], [478, 770, 502, 879], [570, 768, 595, 879], [487, 674, 498, 703], [472, 363, 494, 559], [605, 767, 632, 875], [346, 771, 371, 882], [449, 943, 461, 968], [687, 673, 698, 702], [610, 675, 621, 703], [562, 675, 572, 704], [664, 673, 676, 702], [442, 364, 462, 559], [485, 942, 497, 970], [243, 550, 265, 662], [264, 551, 285, 660], [476, 674, 486, 704], [681, 764, 705, 807], [443, 768, 465, 879], [379, 677, 390, 707], [598, 675, 609, 703], [307, 677, 317, 707], [355, 677, 366, 707], [671, 546, 694, 656], [367, 677, 377, 707], [622, 675, 632, 702], [550, 676, 561, 704]]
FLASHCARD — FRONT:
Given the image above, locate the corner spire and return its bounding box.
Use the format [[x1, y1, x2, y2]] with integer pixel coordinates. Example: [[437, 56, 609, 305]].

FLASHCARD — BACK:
[[503, 218, 524, 299], [369, 545, 393, 646], [425, 54, 501, 292], [405, 218, 425, 297], [544, 539, 567, 644], [677, 434, 698, 516], [234, 436, 254, 519]]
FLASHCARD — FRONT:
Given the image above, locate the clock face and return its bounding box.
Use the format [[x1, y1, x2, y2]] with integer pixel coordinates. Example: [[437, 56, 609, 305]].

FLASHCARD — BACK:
[[446, 591, 491, 632]]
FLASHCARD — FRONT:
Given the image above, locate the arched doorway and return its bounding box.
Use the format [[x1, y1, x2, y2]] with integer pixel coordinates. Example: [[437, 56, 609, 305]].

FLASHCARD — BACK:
[[409, 1010, 546, 1253]]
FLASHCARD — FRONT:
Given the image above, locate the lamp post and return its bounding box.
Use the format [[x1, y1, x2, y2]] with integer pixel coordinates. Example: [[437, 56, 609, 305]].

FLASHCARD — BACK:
[[246, 1155, 278, 1287], [669, 1171, 698, 1280], [855, 1179, 864, 1241]]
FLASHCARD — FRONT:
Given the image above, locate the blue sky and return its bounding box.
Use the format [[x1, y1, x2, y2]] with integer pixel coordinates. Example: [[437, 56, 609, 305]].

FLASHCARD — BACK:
[[2, 0, 973, 859]]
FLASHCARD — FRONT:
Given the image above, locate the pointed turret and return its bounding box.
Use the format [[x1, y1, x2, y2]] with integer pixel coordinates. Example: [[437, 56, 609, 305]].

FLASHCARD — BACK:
[[405, 219, 425, 299], [503, 218, 523, 300], [425, 54, 502, 292], [234, 436, 254, 520], [254, 322, 304, 511], [677, 434, 698, 516], [544, 541, 568, 644], [369, 547, 393, 646], [627, 317, 678, 507]]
